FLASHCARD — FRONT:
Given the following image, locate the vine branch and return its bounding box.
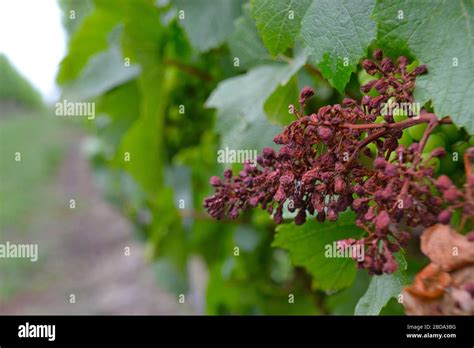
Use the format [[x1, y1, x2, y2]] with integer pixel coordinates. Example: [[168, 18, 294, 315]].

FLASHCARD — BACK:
[[164, 58, 214, 82]]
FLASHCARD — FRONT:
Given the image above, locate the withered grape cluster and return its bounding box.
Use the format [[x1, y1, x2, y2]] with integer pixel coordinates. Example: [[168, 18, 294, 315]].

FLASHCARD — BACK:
[[204, 49, 474, 275]]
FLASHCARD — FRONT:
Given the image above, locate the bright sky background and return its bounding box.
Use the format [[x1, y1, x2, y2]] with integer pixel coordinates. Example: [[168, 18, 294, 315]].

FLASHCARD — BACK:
[[0, 0, 66, 103]]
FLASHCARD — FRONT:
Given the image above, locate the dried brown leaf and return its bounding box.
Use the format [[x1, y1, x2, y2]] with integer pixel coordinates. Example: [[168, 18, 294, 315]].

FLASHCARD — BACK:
[[420, 224, 474, 272]]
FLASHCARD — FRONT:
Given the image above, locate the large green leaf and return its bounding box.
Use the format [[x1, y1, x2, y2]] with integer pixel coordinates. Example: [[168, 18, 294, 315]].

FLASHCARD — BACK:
[[250, 0, 311, 56], [61, 45, 141, 101], [148, 186, 189, 295], [95, 80, 141, 150], [228, 4, 272, 69], [325, 271, 371, 315], [115, 66, 170, 195], [57, 2, 122, 83], [373, 0, 474, 133], [114, 0, 171, 195], [58, 0, 94, 37], [206, 51, 306, 150], [264, 75, 298, 125], [120, 0, 167, 65], [301, 0, 376, 93], [354, 253, 408, 315], [174, 0, 244, 52], [273, 211, 363, 291]]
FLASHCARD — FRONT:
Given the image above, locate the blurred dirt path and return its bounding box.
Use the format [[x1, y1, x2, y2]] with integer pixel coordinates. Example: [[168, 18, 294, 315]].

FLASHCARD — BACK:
[[1, 135, 194, 314]]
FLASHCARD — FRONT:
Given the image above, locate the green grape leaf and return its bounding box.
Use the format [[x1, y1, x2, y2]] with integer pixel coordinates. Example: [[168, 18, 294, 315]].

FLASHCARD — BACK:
[[250, 0, 311, 56], [114, 1, 173, 195], [301, 0, 376, 93], [58, 0, 94, 36], [57, 3, 122, 83], [206, 51, 306, 150], [95, 80, 141, 149], [373, 0, 474, 133], [148, 185, 189, 295], [273, 211, 364, 291], [116, 114, 162, 194], [325, 271, 371, 315], [174, 0, 244, 52], [114, 65, 172, 195], [61, 45, 141, 101], [228, 4, 272, 69], [264, 75, 298, 125], [354, 253, 408, 315], [120, 0, 167, 65]]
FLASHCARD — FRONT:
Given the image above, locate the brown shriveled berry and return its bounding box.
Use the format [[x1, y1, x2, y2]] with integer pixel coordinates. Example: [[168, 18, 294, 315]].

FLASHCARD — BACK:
[[437, 210, 452, 224], [299, 86, 315, 106]]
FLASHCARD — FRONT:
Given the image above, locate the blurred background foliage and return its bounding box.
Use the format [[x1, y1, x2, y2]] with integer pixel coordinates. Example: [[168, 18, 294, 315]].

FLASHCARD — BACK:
[[0, 51, 73, 300], [56, 0, 334, 315], [0, 54, 44, 110]]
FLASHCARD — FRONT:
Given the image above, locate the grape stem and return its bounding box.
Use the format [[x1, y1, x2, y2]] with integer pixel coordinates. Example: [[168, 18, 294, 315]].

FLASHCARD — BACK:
[[412, 117, 438, 168], [343, 113, 449, 167], [163, 58, 213, 82], [340, 113, 450, 130]]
